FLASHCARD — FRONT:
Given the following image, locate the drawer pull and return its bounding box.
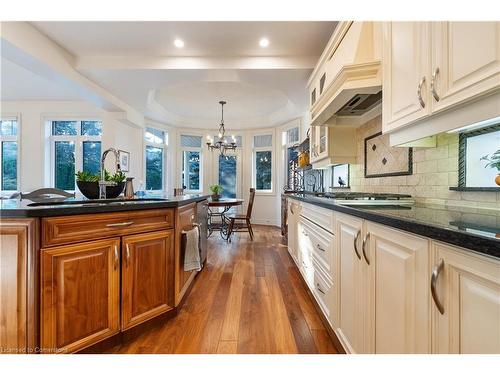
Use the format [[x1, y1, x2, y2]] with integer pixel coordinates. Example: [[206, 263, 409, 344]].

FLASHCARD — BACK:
[[417, 76, 426, 108], [316, 283, 326, 295], [106, 221, 134, 227], [113, 245, 119, 270], [353, 230, 361, 260], [316, 243, 326, 252], [362, 232, 371, 265], [431, 67, 440, 102], [431, 258, 445, 315], [126, 244, 131, 267]]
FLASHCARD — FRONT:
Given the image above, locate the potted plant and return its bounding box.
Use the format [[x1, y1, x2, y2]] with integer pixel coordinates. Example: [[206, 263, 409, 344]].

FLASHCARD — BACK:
[[209, 184, 223, 201], [480, 149, 500, 186], [76, 170, 127, 199]]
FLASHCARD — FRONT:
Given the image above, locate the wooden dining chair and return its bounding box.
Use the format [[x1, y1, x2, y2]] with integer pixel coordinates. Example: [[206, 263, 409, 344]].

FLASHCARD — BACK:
[[226, 188, 256, 242]]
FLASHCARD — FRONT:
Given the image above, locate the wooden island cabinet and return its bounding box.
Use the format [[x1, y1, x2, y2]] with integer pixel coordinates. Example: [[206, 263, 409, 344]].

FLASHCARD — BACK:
[[1, 200, 205, 354]]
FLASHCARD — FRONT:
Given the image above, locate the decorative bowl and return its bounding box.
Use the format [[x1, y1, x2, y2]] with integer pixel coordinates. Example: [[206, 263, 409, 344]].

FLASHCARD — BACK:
[[76, 181, 125, 199]]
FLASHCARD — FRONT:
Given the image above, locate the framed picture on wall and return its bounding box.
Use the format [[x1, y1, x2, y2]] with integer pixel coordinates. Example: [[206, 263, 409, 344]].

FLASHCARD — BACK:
[[332, 164, 350, 188], [119, 150, 130, 172]]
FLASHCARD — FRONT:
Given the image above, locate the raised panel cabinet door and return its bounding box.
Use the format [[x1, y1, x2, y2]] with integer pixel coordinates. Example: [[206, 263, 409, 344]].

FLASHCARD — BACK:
[[382, 22, 431, 133], [287, 201, 299, 264], [334, 213, 364, 353], [0, 219, 38, 354], [432, 242, 500, 354], [40, 238, 120, 353], [364, 222, 430, 354], [431, 22, 500, 113], [121, 230, 174, 330]]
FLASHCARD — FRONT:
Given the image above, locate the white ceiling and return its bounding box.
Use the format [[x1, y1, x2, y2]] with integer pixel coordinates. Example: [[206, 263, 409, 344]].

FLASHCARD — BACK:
[[0, 57, 82, 101], [31, 21, 336, 57], [4, 22, 338, 128]]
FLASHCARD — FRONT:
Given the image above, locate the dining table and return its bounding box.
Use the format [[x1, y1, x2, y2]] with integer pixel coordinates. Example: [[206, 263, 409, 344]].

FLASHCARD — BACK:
[[206, 197, 244, 240]]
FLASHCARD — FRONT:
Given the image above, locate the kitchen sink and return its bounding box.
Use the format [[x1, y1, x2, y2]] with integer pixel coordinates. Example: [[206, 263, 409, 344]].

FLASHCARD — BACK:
[[27, 198, 168, 207]]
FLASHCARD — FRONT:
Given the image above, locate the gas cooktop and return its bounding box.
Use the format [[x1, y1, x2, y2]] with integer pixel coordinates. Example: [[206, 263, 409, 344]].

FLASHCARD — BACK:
[[311, 192, 415, 206]]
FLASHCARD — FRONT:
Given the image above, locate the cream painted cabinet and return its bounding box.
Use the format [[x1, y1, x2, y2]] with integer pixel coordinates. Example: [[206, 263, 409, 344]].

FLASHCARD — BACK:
[[287, 200, 300, 265], [309, 125, 329, 164], [383, 21, 500, 135], [431, 242, 500, 354], [334, 212, 364, 353], [309, 125, 357, 169], [363, 222, 431, 354], [382, 22, 431, 132], [431, 22, 500, 114]]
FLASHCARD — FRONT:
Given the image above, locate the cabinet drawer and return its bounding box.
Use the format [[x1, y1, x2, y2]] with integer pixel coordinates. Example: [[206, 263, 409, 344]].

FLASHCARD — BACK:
[[42, 209, 174, 247], [300, 202, 334, 233], [302, 218, 334, 276], [311, 258, 334, 325]]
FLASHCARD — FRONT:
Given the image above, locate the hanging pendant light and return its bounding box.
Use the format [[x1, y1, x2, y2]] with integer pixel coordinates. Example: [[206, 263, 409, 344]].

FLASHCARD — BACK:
[[206, 100, 237, 155]]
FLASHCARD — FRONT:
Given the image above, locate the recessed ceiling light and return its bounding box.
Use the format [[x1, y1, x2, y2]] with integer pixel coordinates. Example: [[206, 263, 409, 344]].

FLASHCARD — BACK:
[[259, 38, 269, 48], [174, 39, 184, 48]]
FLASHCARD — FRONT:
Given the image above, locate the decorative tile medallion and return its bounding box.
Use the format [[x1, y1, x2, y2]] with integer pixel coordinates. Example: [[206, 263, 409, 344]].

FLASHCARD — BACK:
[[364, 132, 412, 178]]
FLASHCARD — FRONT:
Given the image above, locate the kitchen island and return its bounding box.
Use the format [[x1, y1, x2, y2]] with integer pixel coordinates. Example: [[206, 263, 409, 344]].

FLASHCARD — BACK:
[[0, 194, 209, 354]]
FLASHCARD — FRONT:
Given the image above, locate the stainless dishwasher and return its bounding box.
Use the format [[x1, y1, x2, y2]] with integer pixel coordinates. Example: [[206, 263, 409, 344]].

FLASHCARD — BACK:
[[197, 199, 208, 266]]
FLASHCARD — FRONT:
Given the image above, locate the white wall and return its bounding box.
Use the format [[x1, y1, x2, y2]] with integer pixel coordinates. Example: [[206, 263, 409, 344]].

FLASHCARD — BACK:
[[1, 100, 305, 227]]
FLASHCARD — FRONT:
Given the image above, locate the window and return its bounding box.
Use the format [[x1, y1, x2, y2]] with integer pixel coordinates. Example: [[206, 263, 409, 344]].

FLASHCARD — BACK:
[[458, 123, 500, 188], [144, 127, 167, 191], [181, 135, 202, 192], [282, 127, 300, 190], [219, 154, 237, 198], [253, 134, 273, 192], [0, 118, 19, 192], [49, 120, 102, 190]]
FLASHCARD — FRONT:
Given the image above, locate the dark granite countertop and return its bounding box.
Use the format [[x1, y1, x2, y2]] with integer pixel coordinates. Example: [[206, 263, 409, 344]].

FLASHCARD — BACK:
[[285, 193, 500, 259], [0, 193, 211, 218]]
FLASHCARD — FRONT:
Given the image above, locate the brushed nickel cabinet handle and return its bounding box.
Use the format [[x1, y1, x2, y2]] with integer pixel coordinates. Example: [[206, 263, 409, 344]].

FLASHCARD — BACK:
[[106, 221, 134, 227], [126, 244, 131, 267], [417, 76, 426, 108], [353, 230, 361, 260], [362, 232, 371, 265], [290, 205, 294, 215], [316, 283, 326, 295], [431, 67, 440, 102], [316, 243, 326, 252], [431, 258, 445, 315], [114, 245, 119, 270]]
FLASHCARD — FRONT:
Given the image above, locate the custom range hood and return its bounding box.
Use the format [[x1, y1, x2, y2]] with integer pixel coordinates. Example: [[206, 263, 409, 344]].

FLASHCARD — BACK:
[[309, 22, 382, 127]]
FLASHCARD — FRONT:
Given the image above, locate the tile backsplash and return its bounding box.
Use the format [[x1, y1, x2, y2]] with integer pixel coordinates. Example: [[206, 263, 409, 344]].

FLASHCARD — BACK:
[[327, 115, 500, 211]]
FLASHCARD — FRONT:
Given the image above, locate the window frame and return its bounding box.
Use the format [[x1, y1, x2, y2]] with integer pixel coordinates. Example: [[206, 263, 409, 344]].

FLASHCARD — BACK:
[[47, 119, 102, 191], [458, 123, 500, 188], [252, 132, 274, 195], [143, 126, 168, 193], [0, 115, 21, 194], [180, 133, 203, 194]]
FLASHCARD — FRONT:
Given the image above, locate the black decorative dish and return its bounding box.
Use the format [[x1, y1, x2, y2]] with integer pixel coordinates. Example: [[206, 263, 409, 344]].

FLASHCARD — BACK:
[[76, 181, 125, 199]]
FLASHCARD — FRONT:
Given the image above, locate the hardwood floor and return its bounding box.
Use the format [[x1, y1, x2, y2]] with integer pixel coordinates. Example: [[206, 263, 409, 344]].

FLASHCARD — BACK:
[[105, 225, 338, 354]]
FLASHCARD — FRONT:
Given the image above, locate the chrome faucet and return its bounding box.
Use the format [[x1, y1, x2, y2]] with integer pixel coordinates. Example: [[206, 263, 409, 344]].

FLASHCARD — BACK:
[[99, 148, 121, 199]]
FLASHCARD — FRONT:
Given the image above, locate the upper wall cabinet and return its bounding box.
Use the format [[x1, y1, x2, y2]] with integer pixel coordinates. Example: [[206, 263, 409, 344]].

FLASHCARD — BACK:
[[431, 22, 500, 113], [382, 22, 500, 144], [382, 22, 431, 132]]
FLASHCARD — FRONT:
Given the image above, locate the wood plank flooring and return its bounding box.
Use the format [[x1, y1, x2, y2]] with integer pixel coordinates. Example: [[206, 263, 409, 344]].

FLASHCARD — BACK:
[[106, 225, 338, 354]]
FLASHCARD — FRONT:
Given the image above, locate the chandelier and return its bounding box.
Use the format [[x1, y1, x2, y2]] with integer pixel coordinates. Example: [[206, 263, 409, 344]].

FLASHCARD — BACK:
[[206, 100, 237, 155]]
